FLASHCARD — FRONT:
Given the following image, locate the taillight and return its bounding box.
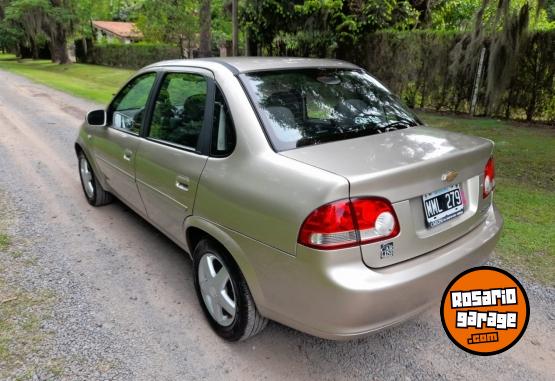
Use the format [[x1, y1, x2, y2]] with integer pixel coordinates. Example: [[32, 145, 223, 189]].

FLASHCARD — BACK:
[[298, 197, 400, 250], [353, 198, 400, 245], [483, 157, 495, 198]]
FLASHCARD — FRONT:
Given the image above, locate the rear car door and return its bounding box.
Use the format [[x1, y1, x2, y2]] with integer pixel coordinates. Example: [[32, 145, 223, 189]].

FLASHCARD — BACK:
[[93, 72, 157, 214], [135, 69, 212, 244]]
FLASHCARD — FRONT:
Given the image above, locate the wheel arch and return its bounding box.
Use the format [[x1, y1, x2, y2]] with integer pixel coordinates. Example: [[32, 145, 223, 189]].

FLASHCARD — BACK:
[[75, 140, 110, 191], [74, 142, 83, 155], [184, 217, 266, 310]]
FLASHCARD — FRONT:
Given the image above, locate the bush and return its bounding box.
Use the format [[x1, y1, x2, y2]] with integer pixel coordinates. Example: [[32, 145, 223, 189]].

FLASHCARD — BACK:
[[87, 43, 181, 69], [358, 29, 555, 125], [82, 31, 554, 124]]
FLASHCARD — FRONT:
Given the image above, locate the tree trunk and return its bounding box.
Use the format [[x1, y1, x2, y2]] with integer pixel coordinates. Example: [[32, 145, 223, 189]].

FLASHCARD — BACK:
[[16, 43, 22, 60], [50, 28, 70, 64], [48, 41, 58, 62], [82, 38, 88, 57], [505, 84, 515, 119], [199, 0, 212, 58], [232, 0, 238, 56], [30, 38, 39, 60], [179, 36, 186, 59], [246, 31, 258, 56], [47, 0, 72, 64], [526, 51, 541, 122]]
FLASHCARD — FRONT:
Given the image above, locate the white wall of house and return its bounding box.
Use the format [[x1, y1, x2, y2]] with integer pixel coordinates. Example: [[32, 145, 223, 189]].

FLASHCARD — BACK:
[[95, 29, 132, 44]]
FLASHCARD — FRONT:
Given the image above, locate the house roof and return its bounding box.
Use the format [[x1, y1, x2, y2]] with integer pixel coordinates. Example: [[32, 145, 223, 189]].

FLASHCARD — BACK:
[[92, 21, 143, 39]]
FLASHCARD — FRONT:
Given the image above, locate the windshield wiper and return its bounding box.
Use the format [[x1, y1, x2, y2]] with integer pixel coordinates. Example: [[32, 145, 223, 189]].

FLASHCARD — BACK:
[[379, 120, 418, 131], [296, 128, 376, 148]]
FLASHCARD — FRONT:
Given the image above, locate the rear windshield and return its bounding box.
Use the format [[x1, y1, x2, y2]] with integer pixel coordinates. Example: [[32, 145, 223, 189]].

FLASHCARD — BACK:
[[240, 69, 421, 151]]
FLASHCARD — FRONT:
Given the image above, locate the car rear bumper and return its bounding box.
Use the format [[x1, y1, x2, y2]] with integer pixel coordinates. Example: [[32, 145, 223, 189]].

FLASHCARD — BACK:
[[251, 204, 503, 340]]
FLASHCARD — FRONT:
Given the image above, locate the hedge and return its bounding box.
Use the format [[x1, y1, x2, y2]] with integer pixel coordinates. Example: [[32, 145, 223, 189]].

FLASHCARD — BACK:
[[86, 43, 181, 69], [81, 30, 554, 124], [358, 29, 555, 124]]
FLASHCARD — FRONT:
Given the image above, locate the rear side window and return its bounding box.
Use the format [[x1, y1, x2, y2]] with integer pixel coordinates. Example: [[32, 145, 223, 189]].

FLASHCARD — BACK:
[[110, 72, 157, 134], [240, 69, 420, 151], [148, 73, 207, 150], [211, 88, 236, 157]]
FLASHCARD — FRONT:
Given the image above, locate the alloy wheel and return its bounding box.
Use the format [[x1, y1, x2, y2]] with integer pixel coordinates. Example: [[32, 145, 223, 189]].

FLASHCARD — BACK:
[[79, 157, 95, 198], [198, 253, 237, 327]]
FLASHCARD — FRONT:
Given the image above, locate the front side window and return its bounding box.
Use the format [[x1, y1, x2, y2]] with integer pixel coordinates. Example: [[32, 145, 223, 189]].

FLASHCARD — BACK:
[[110, 72, 157, 134], [241, 69, 421, 151], [148, 73, 207, 150]]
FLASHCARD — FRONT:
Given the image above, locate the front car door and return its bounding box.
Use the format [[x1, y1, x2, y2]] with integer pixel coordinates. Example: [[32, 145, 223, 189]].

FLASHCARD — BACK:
[[93, 72, 158, 215], [135, 69, 213, 244]]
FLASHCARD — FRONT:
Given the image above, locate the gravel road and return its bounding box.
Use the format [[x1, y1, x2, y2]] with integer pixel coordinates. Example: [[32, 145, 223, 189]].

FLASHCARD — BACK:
[[0, 69, 554, 381]]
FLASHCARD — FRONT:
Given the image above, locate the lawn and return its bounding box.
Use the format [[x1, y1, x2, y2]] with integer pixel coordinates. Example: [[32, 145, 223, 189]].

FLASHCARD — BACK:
[[421, 113, 555, 285], [0, 54, 133, 104], [0, 56, 553, 285]]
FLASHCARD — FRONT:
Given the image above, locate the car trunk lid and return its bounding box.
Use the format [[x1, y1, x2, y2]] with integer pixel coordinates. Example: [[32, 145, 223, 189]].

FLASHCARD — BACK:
[[281, 126, 494, 267]]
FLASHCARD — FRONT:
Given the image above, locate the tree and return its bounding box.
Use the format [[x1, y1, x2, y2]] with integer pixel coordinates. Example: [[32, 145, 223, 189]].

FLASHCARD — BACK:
[[430, 0, 481, 30], [213, 0, 233, 50], [241, 0, 419, 58], [3, 0, 50, 59], [46, 0, 76, 64], [110, 0, 143, 21], [0, 0, 25, 53], [232, 0, 237, 55], [449, 0, 549, 114], [199, 0, 211, 56], [1, 0, 76, 63], [241, 0, 296, 55], [137, 0, 198, 58], [548, 0, 555, 20]]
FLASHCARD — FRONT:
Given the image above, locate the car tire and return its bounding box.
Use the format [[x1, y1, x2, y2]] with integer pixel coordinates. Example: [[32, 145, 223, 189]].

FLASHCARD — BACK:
[[78, 151, 113, 207], [193, 238, 268, 341]]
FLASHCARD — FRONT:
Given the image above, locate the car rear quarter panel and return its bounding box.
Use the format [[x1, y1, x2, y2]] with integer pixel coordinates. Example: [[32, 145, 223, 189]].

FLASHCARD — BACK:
[[195, 152, 349, 255]]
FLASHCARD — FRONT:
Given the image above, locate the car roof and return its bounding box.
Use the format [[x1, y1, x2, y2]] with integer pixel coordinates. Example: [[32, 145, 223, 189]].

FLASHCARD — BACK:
[[147, 57, 360, 74]]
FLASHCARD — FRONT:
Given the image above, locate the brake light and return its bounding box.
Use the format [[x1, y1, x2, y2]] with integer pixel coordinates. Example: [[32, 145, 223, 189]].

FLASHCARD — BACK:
[[483, 157, 495, 198], [298, 198, 400, 250]]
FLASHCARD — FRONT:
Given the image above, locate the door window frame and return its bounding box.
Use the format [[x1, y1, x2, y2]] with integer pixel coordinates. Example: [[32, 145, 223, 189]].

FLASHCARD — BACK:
[[107, 71, 161, 136], [210, 84, 237, 158], [142, 67, 216, 156]]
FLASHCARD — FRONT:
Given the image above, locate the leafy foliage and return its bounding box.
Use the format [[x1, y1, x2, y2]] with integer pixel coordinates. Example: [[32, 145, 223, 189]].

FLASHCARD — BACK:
[[241, 0, 419, 57], [363, 29, 555, 124], [0, 0, 553, 123], [447, 0, 533, 112], [0, 0, 77, 62], [87, 42, 180, 68], [136, 0, 198, 57]]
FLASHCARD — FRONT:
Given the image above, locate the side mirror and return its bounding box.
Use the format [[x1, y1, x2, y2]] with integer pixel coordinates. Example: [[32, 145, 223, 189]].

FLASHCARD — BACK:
[[86, 109, 107, 126]]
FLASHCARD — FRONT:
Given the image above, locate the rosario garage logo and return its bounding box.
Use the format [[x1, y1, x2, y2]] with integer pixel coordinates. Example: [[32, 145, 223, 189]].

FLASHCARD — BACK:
[[440, 266, 529, 355]]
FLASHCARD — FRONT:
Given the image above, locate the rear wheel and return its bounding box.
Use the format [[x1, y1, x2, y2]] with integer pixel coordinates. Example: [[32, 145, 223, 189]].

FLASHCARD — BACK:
[[78, 151, 113, 206], [193, 239, 268, 341]]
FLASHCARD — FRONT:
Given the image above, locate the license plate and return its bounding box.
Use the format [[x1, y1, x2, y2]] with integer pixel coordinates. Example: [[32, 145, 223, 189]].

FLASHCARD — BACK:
[[422, 184, 464, 228]]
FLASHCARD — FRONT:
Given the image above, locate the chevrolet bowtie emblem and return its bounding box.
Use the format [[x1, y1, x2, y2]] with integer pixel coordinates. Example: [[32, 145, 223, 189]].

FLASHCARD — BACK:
[[442, 170, 459, 182]]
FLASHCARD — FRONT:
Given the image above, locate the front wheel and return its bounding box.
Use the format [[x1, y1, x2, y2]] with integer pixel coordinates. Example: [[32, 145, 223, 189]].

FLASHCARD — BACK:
[[193, 239, 268, 341], [78, 151, 113, 206]]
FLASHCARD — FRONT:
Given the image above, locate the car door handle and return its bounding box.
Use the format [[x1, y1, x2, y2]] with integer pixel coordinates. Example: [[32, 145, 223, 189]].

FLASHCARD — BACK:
[[175, 176, 189, 191], [123, 149, 133, 161]]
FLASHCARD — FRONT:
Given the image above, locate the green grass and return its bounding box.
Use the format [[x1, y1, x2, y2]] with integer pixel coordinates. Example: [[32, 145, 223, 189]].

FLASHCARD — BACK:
[[0, 233, 9, 251], [420, 112, 555, 285], [0, 54, 133, 103]]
